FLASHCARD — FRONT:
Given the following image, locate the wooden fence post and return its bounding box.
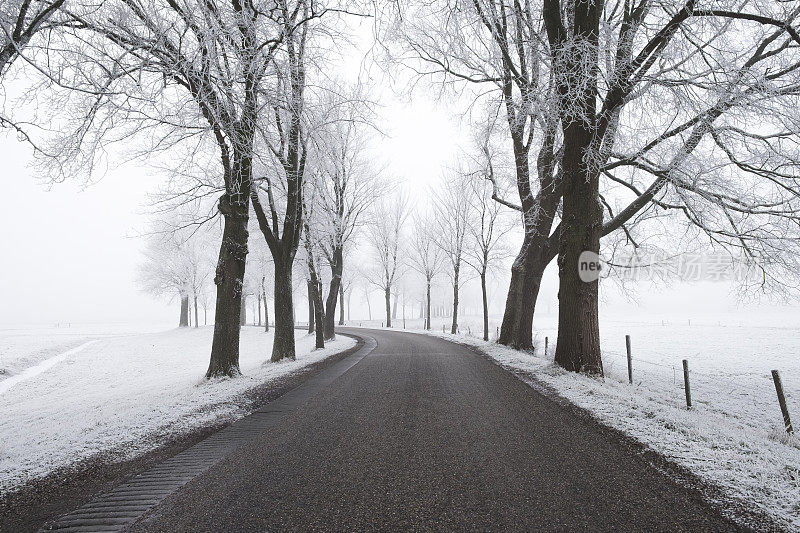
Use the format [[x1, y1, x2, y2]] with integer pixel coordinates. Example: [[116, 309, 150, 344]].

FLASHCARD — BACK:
[[772, 370, 794, 434], [682, 359, 692, 409], [625, 335, 633, 384]]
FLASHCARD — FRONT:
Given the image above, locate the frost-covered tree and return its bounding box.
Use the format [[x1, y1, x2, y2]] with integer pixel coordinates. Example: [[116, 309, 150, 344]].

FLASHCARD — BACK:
[[463, 166, 511, 341], [389, 0, 800, 373], [433, 172, 472, 334], [28, 0, 360, 374], [409, 214, 445, 330], [364, 194, 408, 328], [308, 91, 382, 340], [137, 233, 211, 327]]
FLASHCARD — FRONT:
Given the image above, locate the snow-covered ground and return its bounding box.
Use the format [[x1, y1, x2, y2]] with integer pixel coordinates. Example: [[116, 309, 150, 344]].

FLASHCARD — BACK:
[[401, 318, 800, 530], [0, 322, 171, 378], [0, 325, 355, 493]]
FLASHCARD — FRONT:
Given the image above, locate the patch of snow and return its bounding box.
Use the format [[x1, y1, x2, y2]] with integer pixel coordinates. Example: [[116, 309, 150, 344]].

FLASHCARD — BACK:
[[0, 326, 355, 493], [0, 341, 98, 395]]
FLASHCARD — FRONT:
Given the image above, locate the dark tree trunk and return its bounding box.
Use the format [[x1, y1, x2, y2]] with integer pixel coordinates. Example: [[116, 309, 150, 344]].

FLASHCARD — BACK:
[[323, 247, 342, 340], [307, 280, 315, 334], [207, 194, 249, 378], [204, 307, 207, 326], [425, 279, 432, 330], [272, 256, 296, 362], [481, 270, 489, 341], [240, 294, 247, 328], [312, 284, 325, 349], [548, 0, 604, 374], [338, 285, 345, 325], [451, 266, 460, 334], [193, 294, 199, 329], [179, 294, 189, 327], [257, 292, 262, 326], [384, 286, 392, 328], [306, 258, 325, 349], [262, 276, 269, 333], [498, 126, 560, 351]]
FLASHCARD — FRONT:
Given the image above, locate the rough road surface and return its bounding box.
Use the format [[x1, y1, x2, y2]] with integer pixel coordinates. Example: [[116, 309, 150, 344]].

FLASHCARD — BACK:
[[126, 328, 745, 532]]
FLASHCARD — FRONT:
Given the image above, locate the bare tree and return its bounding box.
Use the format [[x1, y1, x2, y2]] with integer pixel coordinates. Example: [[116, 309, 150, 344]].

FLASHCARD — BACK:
[[31, 0, 306, 377], [364, 194, 409, 327], [433, 173, 471, 334], [409, 214, 445, 330], [391, 0, 800, 374], [385, 0, 561, 350], [136, 232, 206, 328], [309, 92, 382, 339], [463, 168, 511, 341]]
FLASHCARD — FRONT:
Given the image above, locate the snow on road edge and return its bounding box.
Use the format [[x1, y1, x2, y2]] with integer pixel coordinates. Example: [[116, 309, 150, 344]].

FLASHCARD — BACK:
[[1, 328, 356, 493]]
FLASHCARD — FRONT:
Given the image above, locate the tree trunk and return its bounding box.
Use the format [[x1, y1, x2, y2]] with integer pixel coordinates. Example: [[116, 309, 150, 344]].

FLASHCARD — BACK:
[[425, 279, 432, 330], [307, 280, 315, 334], [239, 294, 247, 328], [193, 294, 199, 329], [257, 292, 262, 326], [323, 247, 342, 340], [552, 0, 603, 374], [312, 283, 325, 349], [179, 293, 189, 327], [346, 291, 351, 321], [272, 256, 296, 362], [384, 286, 392, 328], [451, 266, 459, 334], [262, 276, 269, 333], [366, 293, 372, 320], [392, 291, 398, 320], [481, 270, 489, 341], [338, 285, 345, 325], [207, 195, 249, 378], [554, 161, 603, 373]]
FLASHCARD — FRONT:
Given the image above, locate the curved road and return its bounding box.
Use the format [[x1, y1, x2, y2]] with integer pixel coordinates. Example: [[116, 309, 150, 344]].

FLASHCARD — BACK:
[[132, 328, 744, 532]]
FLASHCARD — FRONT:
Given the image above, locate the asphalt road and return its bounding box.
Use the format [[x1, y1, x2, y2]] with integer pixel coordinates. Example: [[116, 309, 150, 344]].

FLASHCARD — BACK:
[[133, 328, 745, 532]]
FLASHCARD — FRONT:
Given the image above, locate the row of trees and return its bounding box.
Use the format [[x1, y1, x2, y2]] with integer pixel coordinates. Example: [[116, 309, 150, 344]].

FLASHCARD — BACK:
[[386, 0, 800, 373], [6, 0, 800, 379], [2, 0, 379, 378]]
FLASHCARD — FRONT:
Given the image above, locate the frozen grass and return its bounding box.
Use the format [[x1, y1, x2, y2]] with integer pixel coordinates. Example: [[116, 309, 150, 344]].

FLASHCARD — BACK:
[[0, 326, 355, 493], [406, 321, 800, 531]]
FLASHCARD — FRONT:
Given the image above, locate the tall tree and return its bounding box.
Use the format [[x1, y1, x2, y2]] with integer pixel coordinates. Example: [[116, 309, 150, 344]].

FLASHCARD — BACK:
[[390, 0, 800, 371], [36, 0, 303, 377], [409, 214, 445, 330], [463, 164, 511, 341], [364, 194, 408, 328], [310, 94, 382, 340], [433, 173, 472, 334]]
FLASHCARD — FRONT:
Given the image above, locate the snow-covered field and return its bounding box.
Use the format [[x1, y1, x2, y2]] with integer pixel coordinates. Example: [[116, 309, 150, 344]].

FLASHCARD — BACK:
[[0, 325, 355, 493], [403, 317, 800, 530]]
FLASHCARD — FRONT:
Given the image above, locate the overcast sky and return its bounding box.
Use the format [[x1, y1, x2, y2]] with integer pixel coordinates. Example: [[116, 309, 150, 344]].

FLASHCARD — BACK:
[[2, 17, 799, 329]]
